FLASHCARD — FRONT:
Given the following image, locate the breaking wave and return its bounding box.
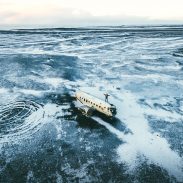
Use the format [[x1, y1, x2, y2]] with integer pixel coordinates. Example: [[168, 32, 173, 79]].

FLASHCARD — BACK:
[[0, 101, 43, 143], [0, 100, 65, 144]]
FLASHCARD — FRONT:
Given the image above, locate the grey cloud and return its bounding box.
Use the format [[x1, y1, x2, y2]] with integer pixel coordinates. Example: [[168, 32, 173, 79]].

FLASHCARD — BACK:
[[0, 7, 183, 28]]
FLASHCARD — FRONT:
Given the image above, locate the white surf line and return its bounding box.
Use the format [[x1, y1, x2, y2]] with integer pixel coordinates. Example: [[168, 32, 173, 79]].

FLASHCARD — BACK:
[[111, 91, 183, 181], [43, 78, 69, 88], [91, 116, 126, 140], [145, 107, 183, 122], [19, 89, 43, 97], [0, 88, 8, 94]]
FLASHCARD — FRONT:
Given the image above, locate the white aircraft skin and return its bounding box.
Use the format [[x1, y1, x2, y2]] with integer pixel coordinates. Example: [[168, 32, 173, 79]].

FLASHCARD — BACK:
[[75, 91, 117, 117]]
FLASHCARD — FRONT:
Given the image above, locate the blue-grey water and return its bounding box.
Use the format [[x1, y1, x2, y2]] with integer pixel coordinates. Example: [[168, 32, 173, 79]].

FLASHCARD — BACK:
[[0, 26, 183, 183]]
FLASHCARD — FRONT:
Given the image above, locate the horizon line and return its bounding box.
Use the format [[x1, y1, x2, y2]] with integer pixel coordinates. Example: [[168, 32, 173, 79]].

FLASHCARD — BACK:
[[1, 23, 183, 30]]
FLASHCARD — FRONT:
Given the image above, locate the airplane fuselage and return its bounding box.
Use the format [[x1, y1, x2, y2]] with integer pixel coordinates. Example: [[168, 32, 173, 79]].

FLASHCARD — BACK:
[[76, 91, 117, 117]]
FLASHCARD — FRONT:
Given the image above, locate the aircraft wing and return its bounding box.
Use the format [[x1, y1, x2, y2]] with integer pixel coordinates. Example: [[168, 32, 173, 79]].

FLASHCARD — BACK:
[[78, 105, 94, 116]]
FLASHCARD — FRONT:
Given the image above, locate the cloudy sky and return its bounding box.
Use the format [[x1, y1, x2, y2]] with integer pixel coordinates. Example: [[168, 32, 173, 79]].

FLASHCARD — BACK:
[[1, 0, 183, 28]]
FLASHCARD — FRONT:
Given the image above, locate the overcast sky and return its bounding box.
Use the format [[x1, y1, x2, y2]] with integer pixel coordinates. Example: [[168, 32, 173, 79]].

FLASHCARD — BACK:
[[1, 0, 183, 28]]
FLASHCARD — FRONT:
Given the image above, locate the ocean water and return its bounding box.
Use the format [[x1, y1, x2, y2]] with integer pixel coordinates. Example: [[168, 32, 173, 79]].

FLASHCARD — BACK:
[[0, 26, 183, 183]]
